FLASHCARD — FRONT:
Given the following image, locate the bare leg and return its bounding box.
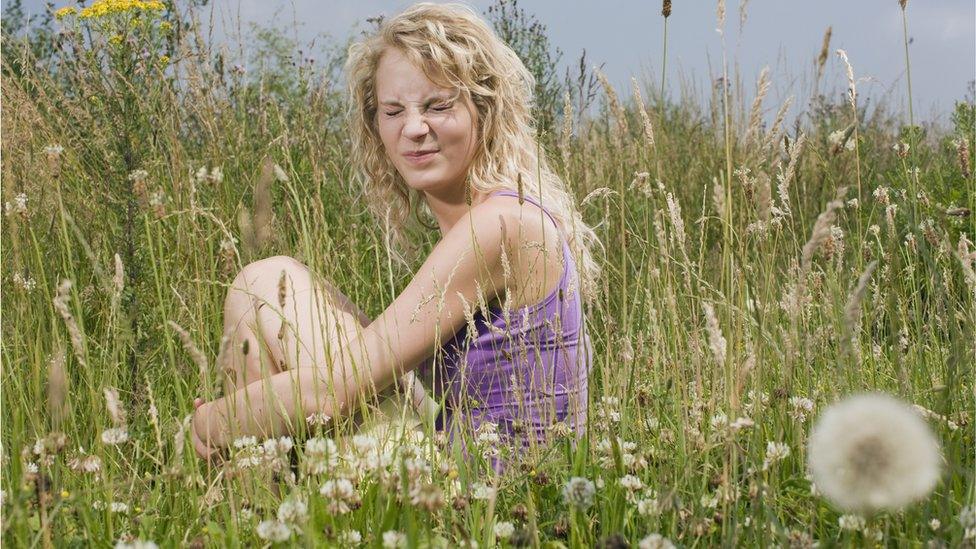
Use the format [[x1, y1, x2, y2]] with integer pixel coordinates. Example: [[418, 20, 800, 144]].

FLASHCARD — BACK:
[[215, 256, 436, 439]]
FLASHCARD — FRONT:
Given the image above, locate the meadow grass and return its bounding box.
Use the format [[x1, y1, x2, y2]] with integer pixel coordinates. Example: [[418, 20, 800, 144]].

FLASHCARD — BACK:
[[1, 1, 974, 547]]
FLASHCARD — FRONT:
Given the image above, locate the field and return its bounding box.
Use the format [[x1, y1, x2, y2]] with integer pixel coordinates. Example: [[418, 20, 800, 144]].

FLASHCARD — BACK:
[[1, 0, 974, 547]]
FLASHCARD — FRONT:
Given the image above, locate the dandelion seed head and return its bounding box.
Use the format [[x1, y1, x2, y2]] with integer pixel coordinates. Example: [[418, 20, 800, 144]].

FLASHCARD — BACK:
[[808, 393, 941, 512], [638, 533, 676, 549], [493, 521, 515, 539]]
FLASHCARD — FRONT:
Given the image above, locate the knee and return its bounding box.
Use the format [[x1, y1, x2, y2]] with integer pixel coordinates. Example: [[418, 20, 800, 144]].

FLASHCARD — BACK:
[[225, 255, 309, 315]]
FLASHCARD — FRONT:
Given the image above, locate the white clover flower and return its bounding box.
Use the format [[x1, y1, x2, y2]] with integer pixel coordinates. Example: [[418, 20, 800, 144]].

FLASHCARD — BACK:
[[277, 499, 308, 525], [127, 169, 149, 182], [304, 437, 338, 474], [838, 514, 865, 531], [762, 441, 791, 470], [808, 393, 941, 513], [338, 530, 362, 545], [43, 144, 64, 158], [255, 519, 291, 542], [319, 478, 358, 515], [730, 417, 754, 432], [382, 530, 406, 548], [101, 427, 129, 445], [471, 482, 495, 501], [638, 533, 676, 549], [828, 129, 855, 152], [233, 436, 258, 449], [209, 167, 223, 183], [710, 412, 729, 430], [562, 477, 596, 511], [109, 502, 129, 513], [493, 521, 515, 539], [68, 453, 102, 474], [114, 539, 159, 549], [789, 397, 815, 421], [959, 505, 976, 529], [928, 518, 941, 531], [636, 497, 661, 516], [194, 166, 209, 183], [305, 412, 331, 427], [619, 474, 643, 491], [12, 273, 36, 292]]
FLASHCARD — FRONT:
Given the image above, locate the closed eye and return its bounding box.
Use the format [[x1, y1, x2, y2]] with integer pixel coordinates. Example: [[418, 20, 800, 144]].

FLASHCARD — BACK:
[[384, 110, 402, 117]]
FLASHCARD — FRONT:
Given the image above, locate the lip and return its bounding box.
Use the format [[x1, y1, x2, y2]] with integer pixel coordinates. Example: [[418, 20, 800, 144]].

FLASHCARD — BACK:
[[403, 150, 439, 164]]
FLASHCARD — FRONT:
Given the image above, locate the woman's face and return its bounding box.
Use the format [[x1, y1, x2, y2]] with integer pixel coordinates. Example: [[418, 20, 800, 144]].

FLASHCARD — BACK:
[[374, 48, 478, 194]]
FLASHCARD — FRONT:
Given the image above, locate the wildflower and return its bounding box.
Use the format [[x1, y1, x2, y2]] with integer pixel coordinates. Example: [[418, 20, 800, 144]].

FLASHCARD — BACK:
[[808, 393, 941, 513], [471, 482, 495, 501], [382, 530, 406, 548], [255, 519, 291, 542], [55, 6, 78, 18], [79, 0, 166, 20], [872, 186, 891, 205], [562, 477, 596, 511], [157, 55, 170, 67], [109, 501, 129, 513], [619, 474, 644, 491], [958, 505, 975, 530], [68, 452, 102, 474], [638, 533, 676, 549], [893, 142, 910, 158], [303, 437, 338, 474], [789, 396, 815, 421], [838, 514, 865, 532], [306, 412, 331, 426], [929, 518, 941, 531], [338, 530, 362, 545], [730, 417, 755, 432], [828, 129, 854, 152], [4, 193, 29, 216], [233, 436, 257, 449], [276, 499, 308, 525], [319, 478, 359, 515], [101, 427, 129, 445], [636, 497, 661, 516], [409, 483, 444, 512], [762, 441, 791, 470], [158, 21, 172, 32], [114, 539, 159, 549], [493, 521, 515, 539], [12, 273, 36, 292]]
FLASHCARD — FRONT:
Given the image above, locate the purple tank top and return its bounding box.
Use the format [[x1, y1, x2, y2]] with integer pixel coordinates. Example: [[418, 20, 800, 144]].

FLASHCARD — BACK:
[[416, 190, 593, 473]]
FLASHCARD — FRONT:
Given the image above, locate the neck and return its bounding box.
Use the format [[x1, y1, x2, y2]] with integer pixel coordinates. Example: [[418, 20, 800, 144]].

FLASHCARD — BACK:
[[425, 187, 491, 235]]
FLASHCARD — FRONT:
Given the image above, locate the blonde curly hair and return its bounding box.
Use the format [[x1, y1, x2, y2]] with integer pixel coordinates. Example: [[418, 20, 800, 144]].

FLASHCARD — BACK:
[[344, 2, 602, 303]]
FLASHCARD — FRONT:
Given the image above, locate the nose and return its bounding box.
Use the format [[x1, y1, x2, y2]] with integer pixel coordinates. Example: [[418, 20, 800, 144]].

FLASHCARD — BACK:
[[402, 110, 430, 140]]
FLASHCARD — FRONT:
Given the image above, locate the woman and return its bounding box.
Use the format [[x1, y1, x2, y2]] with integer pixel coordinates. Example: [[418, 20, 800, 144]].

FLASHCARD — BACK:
[[191, 2, 601, 472]]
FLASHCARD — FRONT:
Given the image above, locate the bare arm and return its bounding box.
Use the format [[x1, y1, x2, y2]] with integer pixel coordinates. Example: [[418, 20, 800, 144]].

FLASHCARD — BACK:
[[193, 201, 512, 450]]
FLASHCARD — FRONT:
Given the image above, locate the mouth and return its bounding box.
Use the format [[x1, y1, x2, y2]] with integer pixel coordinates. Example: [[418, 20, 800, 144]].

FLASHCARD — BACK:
[[403, 150, 439, 164]]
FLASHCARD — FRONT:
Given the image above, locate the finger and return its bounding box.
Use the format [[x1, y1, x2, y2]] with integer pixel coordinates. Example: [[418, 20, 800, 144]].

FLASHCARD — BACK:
[[194, 397, 204, 409]]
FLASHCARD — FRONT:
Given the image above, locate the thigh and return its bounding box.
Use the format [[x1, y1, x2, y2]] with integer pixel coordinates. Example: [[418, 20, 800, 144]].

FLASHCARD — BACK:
[[251, 261, 364, 373]]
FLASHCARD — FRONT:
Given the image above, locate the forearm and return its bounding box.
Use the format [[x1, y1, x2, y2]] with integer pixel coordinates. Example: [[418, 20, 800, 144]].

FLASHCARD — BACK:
[[198, 334, 399, 447]]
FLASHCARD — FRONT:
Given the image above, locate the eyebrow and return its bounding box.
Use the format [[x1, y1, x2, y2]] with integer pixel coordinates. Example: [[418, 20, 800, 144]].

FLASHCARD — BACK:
[[378, 93, 456, 107]]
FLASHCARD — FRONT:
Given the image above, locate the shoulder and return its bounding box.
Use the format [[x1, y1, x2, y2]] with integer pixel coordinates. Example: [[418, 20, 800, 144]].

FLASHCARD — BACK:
[[481, 193, 562, 249]]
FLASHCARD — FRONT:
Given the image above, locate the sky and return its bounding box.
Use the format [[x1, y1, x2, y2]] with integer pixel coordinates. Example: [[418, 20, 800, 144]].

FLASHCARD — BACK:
[[17, 0, 976, 125]]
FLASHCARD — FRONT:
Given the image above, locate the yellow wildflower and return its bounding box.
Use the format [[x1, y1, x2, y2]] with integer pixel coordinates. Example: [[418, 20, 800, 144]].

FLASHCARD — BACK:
[[159, 21, 172, 32], [79, 0, 166, 20], [55, 6, 78, 18], [158, 55, 170, 67], [60, 490, 70, 499], [108, 34, 123, 45]]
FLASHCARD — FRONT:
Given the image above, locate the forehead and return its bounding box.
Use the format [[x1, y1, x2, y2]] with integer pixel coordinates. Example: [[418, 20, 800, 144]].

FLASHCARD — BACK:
[[375, 48, 456, 102]]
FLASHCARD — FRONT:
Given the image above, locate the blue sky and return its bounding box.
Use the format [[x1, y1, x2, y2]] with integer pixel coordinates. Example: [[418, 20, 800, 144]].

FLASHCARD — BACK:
[[18, 1, 976, 125]]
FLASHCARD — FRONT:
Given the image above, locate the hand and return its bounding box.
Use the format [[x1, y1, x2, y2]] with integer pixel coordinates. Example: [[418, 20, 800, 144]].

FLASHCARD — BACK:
[[190, 398, 224, 463]]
